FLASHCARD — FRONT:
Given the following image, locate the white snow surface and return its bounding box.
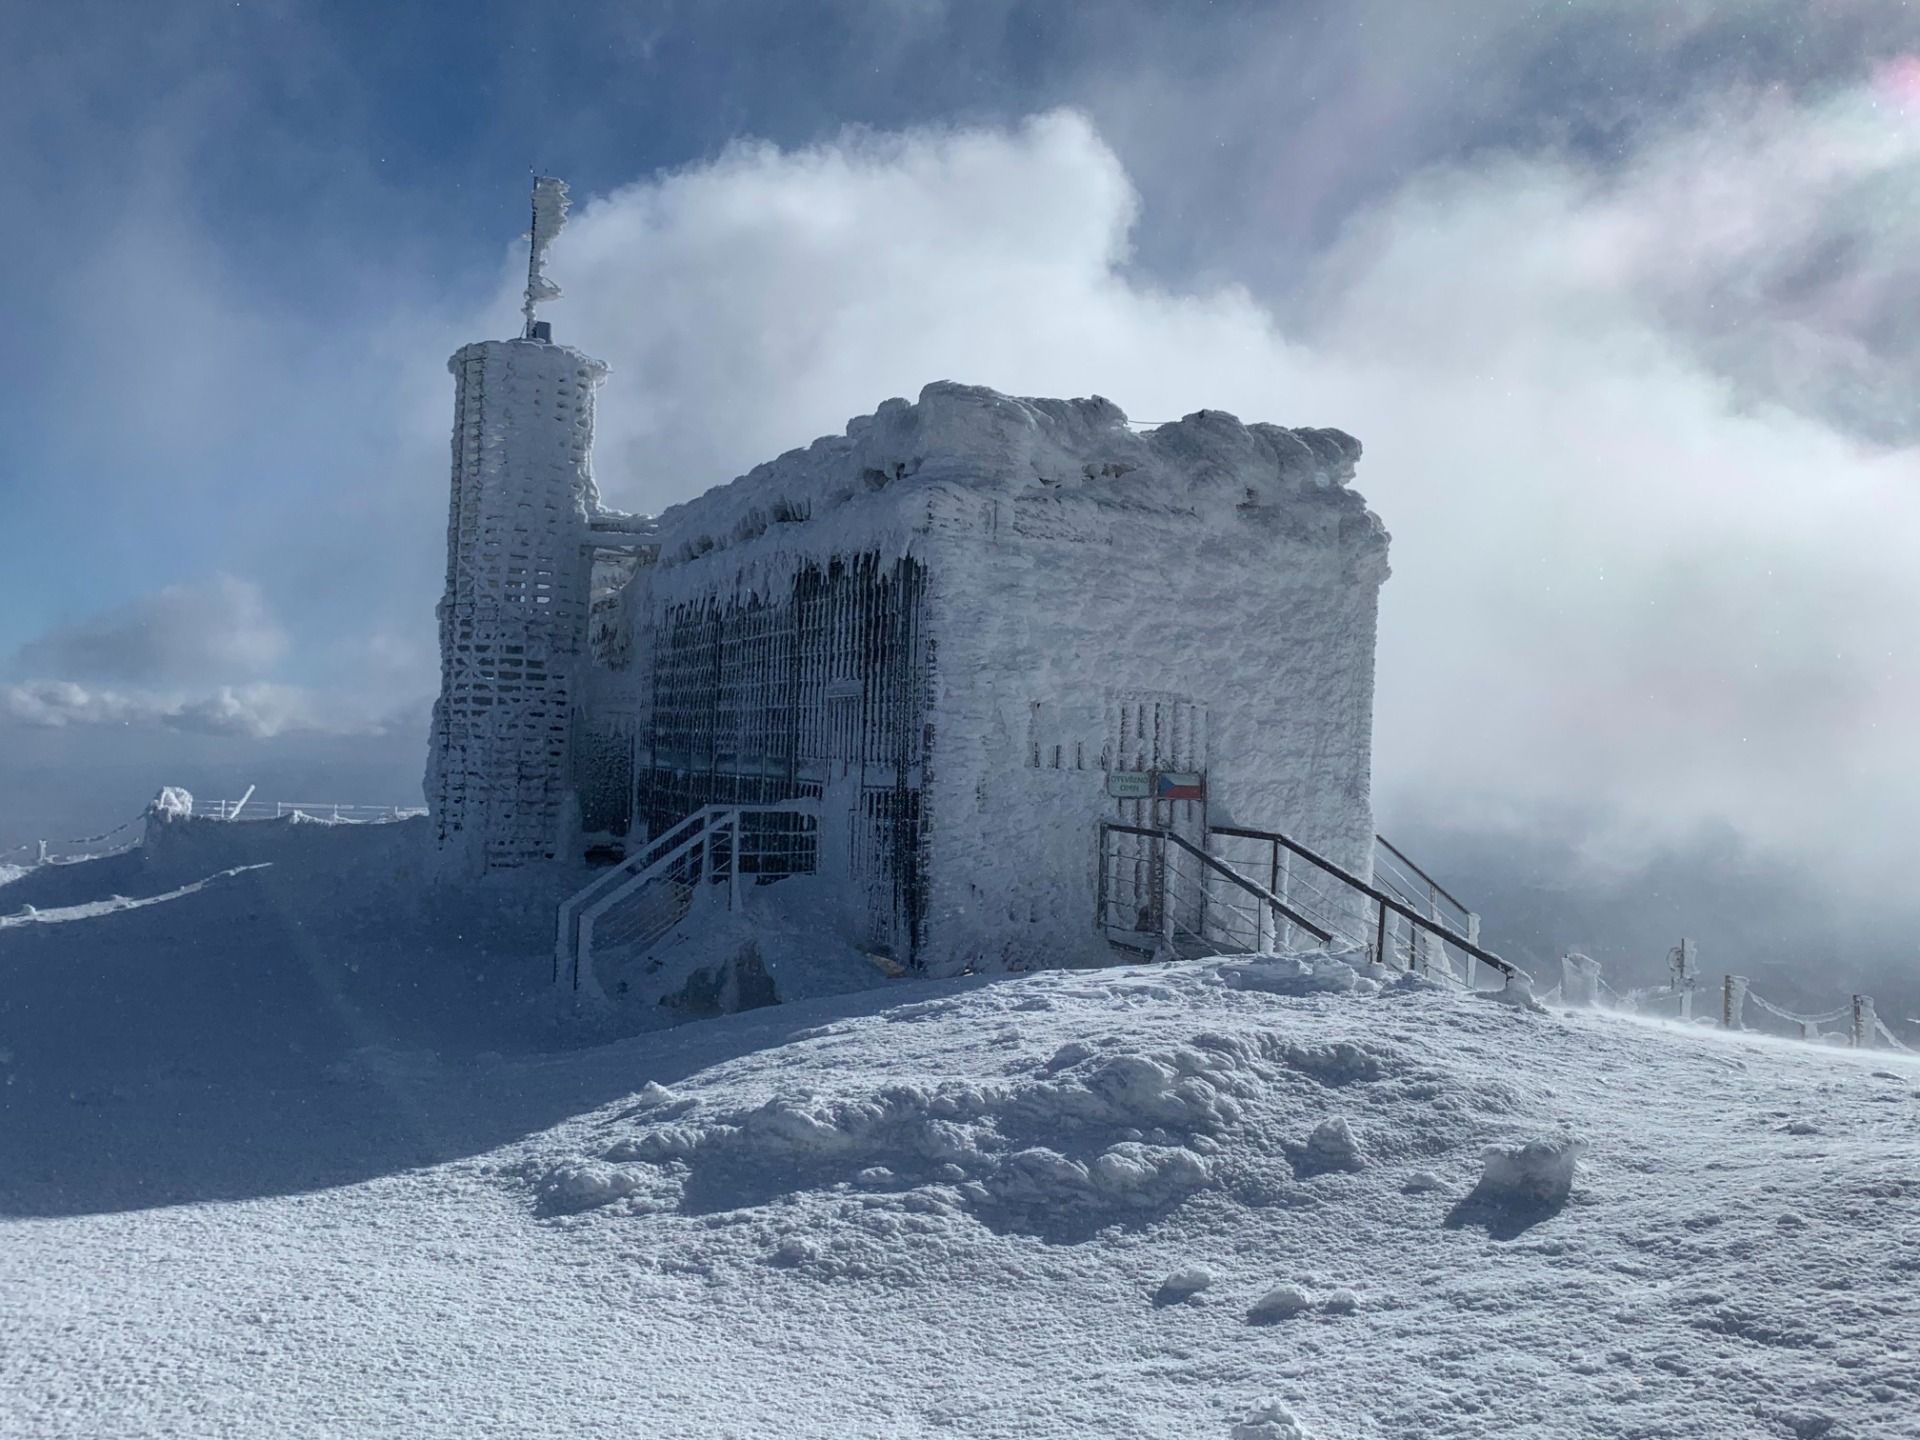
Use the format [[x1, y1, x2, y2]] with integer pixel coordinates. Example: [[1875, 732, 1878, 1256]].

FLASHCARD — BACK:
[[4, 829, 1920, 1438]]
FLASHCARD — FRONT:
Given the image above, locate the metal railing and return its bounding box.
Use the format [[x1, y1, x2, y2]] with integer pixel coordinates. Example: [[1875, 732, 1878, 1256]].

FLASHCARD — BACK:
[[1208, 824, 1513, 983], [203, 799, 427, 823], [1098, 822, 1332, 959], [1372, 833, 1476, 941], [555, 801, 819, 992], [1099, 820, 1515, 983]]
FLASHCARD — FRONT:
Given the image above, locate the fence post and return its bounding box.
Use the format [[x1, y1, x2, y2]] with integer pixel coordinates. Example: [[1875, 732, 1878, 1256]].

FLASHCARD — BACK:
[[1096, 828, 1109, 933], [1276, 846, 1294, 951], [1466, 911, 1481, 989], [728, 813, 742, 912], [1852, 995, 1875, 1049], [1160, 843, 1176, 950], [1375, 900, 1389, 969], [1724, 975, 1748, 1030], [37, 839, 49, 866]]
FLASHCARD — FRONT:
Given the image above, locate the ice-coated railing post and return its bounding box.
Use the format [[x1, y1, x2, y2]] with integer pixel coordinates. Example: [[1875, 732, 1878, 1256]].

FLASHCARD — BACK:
[[1374, 899, 1388, 969], [1722, 974, 1749, 1030], [36, 839, 48, 866], [1160, 843, 1176, 950], [728, 811, 742, 912], [1466, 911, 1481, 988], [1852, 994, 1876, 1049], [1096, 827, 1110, 932], [1274, 845, 1294, 951]]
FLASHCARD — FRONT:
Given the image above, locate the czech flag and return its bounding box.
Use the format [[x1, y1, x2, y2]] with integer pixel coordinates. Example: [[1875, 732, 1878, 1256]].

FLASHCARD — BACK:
[[1155, 772, 1205, 802]]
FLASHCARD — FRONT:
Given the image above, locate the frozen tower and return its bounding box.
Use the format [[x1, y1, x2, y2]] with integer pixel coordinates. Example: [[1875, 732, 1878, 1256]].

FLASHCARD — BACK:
[[427, 178, 609, 870]]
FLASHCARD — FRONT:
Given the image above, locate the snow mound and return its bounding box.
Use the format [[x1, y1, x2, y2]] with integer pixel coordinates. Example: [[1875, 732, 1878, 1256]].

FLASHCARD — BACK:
[[1292, 1115, 1363, 1175], [1477, 971, 1548, 1014], [594, 876, 887, 1027], [12, 926, 1918, 1438], [1247, 1282, 1315, 1324], [1477, 1134, 1584, 1205], [148, 786, 193, 822], [1232, 1400, 1307, 1439], [1154, 1265, 1214, 1305], [1214, 953, 1371, 997], [1445, 1133, 1587, 1239], [527, 953, 1457, 1250], [541, 1037, 1247, 1234]]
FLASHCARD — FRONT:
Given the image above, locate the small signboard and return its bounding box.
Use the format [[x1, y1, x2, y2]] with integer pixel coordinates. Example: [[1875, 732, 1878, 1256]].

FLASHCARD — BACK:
[[1106, 771, 1152, 799], [1155, 771, 1206, 802]]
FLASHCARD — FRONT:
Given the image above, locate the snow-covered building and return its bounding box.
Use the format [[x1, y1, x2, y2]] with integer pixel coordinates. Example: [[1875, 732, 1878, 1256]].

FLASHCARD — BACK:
[[428, 185, 1392, 977], [577, 386, 1389, 975]]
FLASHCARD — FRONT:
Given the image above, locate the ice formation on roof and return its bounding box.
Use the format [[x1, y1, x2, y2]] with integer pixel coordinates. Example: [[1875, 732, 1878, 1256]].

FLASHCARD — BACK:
[[646, 381, 1375, 578]]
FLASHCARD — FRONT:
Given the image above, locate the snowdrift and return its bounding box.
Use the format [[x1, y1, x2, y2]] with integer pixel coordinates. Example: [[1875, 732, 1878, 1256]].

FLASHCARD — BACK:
[[6, 826, 1919, 1438]]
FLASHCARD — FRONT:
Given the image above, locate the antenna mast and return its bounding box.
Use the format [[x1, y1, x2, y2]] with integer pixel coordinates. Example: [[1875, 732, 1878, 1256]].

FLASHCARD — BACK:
[[522, 174, 571, 339]]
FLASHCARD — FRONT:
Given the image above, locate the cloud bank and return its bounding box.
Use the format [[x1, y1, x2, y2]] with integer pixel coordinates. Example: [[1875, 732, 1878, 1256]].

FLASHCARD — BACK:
[[7, 71, 1915, 912], [492, 102, 1917, 896], [13, 576, 286, 684]]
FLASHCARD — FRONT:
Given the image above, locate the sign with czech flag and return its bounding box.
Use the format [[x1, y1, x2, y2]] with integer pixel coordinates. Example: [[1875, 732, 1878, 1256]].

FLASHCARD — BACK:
[[1154, 771, 1205, 802]]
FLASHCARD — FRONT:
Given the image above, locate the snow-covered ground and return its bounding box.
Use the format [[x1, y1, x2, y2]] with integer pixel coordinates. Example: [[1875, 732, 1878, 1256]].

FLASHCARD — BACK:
[[3, 828, 1917, 1438]]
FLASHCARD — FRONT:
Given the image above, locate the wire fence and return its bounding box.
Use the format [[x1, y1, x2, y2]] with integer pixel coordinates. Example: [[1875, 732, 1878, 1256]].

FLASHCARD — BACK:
[[2, 798, 426, 870], [200, 800, 427, 823], [1558, 950, 1912, 1054]]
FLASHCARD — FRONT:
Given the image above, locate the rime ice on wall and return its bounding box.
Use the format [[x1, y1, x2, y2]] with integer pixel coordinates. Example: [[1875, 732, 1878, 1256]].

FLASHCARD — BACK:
[[427, 337, 609, 872], [606, 382, 1389, 975]]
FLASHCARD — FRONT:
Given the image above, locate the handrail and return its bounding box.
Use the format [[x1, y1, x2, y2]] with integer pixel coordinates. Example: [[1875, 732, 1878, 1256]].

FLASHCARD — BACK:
[[1210, 824, 1516, 978], [558, 799, 822, 992], [553, 808, 708, 984], [1102, 822, 1333, 945], [574, 822, 717, 989], [1374, 833, 1469, 917]]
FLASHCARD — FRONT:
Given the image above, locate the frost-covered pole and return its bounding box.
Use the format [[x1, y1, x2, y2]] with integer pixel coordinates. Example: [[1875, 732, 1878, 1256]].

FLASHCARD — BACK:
[[728, 811, 743, 912], [1722, 974, 1749, 1030], [1852, 995, 1876, 1049], [1160, 843, 1176, 950]]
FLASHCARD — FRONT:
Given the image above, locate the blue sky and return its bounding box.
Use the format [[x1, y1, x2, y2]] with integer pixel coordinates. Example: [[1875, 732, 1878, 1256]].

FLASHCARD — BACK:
[[3, 1, 1919, 944]]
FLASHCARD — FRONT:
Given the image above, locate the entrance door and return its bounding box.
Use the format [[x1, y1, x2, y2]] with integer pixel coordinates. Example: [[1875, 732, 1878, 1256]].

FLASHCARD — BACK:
[[1105, 694, 1208, 941]]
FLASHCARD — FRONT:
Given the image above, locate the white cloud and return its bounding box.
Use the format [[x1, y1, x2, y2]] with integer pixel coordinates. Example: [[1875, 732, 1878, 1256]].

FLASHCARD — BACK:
[[11, 575, 288, 685], [495, 101, 1918, 896], [10, 84, 1915, 901], [1, 679, 405, 740]]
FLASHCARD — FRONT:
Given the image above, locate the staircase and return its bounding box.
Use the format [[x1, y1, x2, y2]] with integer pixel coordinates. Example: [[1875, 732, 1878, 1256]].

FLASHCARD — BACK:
[[554, 801, 818, 994], [1096, 821, 1515, 984]]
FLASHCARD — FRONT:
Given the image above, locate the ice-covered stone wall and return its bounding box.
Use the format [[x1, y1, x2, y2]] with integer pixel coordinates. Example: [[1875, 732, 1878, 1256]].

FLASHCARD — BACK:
[[604, 382, 1388, 973], [427, 337, 609, 872]]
